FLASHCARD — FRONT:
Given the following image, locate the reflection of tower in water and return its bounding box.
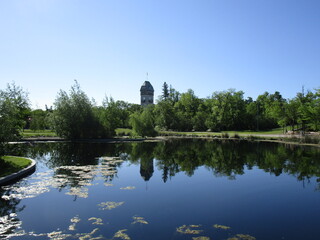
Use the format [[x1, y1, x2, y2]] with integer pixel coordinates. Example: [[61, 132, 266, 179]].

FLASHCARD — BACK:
[[140, 158, 154, 185]]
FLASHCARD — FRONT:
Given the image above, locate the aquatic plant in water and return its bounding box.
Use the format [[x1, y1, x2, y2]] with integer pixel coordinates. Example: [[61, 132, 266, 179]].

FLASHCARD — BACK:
[[213, 224, 231, 230], [131, 216, 148, 225], [68, 216, 81, 231], [98, 201, 124, 210], [47, 230, 72, 239], [235, 234, 256, 240], [104, 182, 113, 187], [227, 234, 256, 240], [120, 186, 136, 190], [176, 224, 203, 234], [88, 217, 104, 225], [65, 187, 89, 199], [192, 237, 210, 240], [0, 213, 22, 236], [75, 228, 101, 240], [1, 157, 122, 201], [113, 229, 131, 240]]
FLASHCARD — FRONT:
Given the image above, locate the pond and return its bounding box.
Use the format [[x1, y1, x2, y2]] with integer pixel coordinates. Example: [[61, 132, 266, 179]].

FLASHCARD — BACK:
[[0, 139, 320, 240]]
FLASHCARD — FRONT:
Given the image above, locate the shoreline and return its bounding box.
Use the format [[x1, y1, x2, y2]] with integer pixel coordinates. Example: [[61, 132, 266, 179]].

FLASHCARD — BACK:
[[7, 134, 319, 148], [0, 157, 36, 186]]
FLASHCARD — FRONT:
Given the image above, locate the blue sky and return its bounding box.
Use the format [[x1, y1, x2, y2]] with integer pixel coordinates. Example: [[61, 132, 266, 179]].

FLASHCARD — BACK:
[[0, 0, 319, 109]]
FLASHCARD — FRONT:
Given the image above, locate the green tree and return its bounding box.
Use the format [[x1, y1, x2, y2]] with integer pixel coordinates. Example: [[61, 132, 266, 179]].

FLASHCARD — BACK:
[[30, 109, 48, 131], [296, 90, 314, 133], [154, 100, 177, 130], [174, 89, 200, 131], [285, 99, 300, 131], [162, 82, 169, 100], [303, 89, 320, 131], [51, 81, 111, 139], [130, 105, 157, 137], [0, 83, 30, 156], [206, 89, 246, 131]]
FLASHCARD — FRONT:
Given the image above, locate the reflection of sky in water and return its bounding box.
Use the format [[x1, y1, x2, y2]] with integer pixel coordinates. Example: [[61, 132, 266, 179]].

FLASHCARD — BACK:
[[0, 141, 319, 240]]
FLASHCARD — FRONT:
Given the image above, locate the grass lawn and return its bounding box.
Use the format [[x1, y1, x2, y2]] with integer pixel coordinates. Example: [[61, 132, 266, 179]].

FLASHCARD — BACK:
[[20, 129, 57, 138], [0, 156, 32, 178], [223, 127, 285, 135], [160, 127, 285, 137], [116, 128, 134, 136]]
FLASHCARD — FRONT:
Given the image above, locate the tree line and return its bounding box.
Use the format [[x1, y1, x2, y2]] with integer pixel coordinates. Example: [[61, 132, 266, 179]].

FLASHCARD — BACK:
[[134, 83, 320, 136], [0, 80, 319, 148]]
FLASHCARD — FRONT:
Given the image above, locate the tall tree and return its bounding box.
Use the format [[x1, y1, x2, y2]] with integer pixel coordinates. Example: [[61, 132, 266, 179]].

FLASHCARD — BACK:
[[206, 89, 246, 131], [162, 82, 169, 100], [52, 81, 112, 139]]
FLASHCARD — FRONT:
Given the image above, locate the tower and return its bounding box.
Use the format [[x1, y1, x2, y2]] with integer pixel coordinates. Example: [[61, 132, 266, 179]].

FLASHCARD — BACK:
[[140, 81, 154, 106]]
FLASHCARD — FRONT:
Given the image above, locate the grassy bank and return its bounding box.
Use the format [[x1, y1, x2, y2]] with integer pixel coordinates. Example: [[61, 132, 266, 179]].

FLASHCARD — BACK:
[[21, 129, 57, 138], [159, 127, 285, 137], [0, 156, 32, 178]]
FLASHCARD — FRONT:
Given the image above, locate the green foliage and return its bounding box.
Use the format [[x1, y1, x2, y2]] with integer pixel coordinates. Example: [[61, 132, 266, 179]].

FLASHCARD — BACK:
[[162, 82, 169, 100], [205, 89, 246, 131], [129, 105, 157, 137], [29, 109, 50, 131], [174, 89, 201, 131], [154, 100, 177, 130], [154, 84, 320, 134], [51, 81, 113, 139], [0, 83, 30, 156]]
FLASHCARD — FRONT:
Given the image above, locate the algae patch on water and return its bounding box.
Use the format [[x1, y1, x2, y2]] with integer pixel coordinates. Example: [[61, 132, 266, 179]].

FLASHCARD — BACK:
[[104, 182, 113, 187], [68, 216, 81, 231], [176, 224, 203, 234], [47, 230, 72, 239], [131, 216, 148, 225], [1, 156, 123, 201], [192, 237, 210, 240], [0, 213, 22, 236], [98, 201, 124, 210], [227, 234, 256, 240], [65, 187, 89, 199], [213, 224, 231, 230], [113, 229, 131, 240], [88, 217, 104, 225], [120, 186, 136, 190], [235, 234, 256, 240]]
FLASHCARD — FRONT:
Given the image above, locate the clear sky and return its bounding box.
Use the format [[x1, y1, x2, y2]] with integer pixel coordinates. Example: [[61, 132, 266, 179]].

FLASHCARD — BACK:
[[1, 0, 319, 109]]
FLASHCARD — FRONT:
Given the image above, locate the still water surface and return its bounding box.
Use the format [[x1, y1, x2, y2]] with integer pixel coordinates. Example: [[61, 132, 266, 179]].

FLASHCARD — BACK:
[[0, 139, 320, 240]]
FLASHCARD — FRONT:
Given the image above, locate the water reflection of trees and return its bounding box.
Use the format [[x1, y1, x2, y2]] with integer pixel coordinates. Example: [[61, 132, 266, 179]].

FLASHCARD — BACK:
[[7, 139, 320, 187], [128, 139, 320, 186]]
